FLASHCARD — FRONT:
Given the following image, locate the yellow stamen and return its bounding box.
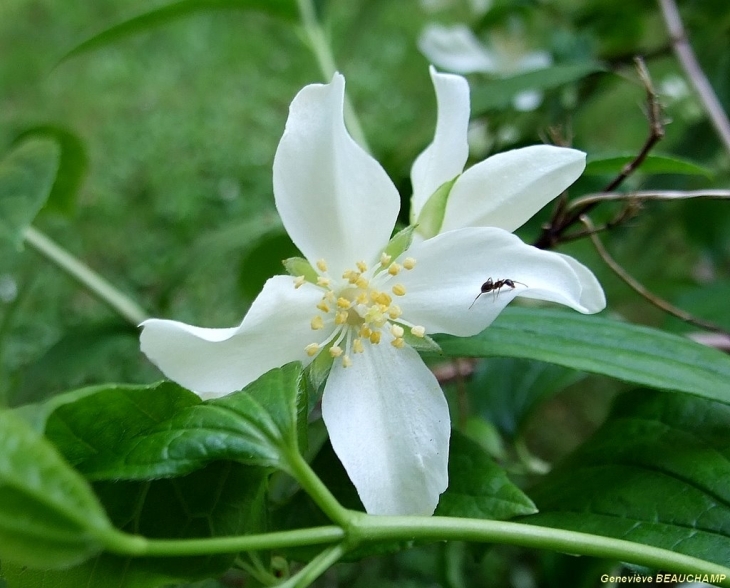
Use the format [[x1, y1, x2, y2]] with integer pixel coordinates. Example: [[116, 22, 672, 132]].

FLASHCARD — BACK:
[[360, 325, 372, 338], [392, 284, 406, 296], [388, 305, 402, 319], [342, 355, 352, 368], [355, 276, 369, 289], [342, 269, 356, 280], [388, 262, 402, 276], [325, 291, 336, 303], [329, 345, 343, 358], [337, 297, 351, 309], [380, 252, 392, 266], [310, 316, 324, 330], [293, 275, 306, 288], [317, 276, 331, 287], [411, 325, 426, 338], [403, 257, 416, 270], [316, 259, 328, 272], [305, 343, 320, 356], [356, 261, 368, 273], [353, 338, 364, 353], [373, 292, 392, 306], [355, 292, 369, 305], [316, 301, 330, 313], [391, 324, 405, 338], [335, 311, 348, 325], [391, 337, 405, 349], [369, 331, 381, 344]]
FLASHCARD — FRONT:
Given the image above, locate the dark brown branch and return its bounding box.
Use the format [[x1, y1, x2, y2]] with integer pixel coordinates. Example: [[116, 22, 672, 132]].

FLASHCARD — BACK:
[[534, 57, 665, 249], [582, 215, 730, 337]]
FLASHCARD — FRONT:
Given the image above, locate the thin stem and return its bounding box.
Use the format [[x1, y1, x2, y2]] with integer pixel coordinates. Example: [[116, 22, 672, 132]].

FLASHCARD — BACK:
[[657, 0, 730, 156], [351, 516, 730, 585], [277, 543, 347, 588], [581, 215, 730, 336], [567, 189, 730, 211], [296, 0, 371, 152], [287, 450, 352, 526], [23, 226, 148, 326]]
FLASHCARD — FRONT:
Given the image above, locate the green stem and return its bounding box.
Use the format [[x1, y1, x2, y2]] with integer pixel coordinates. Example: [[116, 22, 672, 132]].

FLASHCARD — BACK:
[[287, 450, 352, 526], [100, 515, 730, 586], [99, 525, 345, 558], [295, 0, 371, 152], [277, 543, 347, 588], [23, 226, 148, 326], [350, 515, 730, 585]]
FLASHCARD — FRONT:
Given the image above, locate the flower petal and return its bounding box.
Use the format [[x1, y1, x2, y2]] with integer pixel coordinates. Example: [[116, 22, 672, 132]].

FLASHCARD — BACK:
[[140, 276, 327, 398], [322, 341, 450, 515], [440, 145, 586, 233], [273, 73, 400, 276], [417, 23, 499, 74], [396, 227, 605, 337], [411, 66, 470, 221]]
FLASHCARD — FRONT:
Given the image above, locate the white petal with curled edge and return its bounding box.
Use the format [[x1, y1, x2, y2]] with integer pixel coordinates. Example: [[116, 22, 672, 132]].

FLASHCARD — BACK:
[[273, 73, 400, 277], [140, 276, 327, 399], [395, 227, 605, 337], [411, 66, 470, 220], [440, 145, 586, 233], [417, 23, 499, 74], [321, 341, 450, 516]]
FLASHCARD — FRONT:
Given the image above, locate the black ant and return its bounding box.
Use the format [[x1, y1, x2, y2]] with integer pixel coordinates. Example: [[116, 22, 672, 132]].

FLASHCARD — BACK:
[[469, 277, 527, 309]]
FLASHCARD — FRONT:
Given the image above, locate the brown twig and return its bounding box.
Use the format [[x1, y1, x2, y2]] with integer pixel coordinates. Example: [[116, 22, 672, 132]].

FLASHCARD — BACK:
[[534, 57, 665, 249], [581, 215, 730, 337], [566, 189, 730, 211], [657, 0, 730, 156]]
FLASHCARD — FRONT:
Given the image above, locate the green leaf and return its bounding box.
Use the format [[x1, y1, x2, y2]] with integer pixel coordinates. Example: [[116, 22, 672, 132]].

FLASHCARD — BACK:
[[524, 390, 730, 567], [14, 126, 89, 215], [468, 358, 585, 440], [470, 63, 606, 115], [0, 138, 60, 250], [45, 363, 306, 480], [413, 178, 456, 239], [435, 430, 537, 519], [434, 307, 730, 404], [3, 461, 268, 587], [59, 0, 299, 64], [0, 410, 112, 568], [585, 153, 713, 177]]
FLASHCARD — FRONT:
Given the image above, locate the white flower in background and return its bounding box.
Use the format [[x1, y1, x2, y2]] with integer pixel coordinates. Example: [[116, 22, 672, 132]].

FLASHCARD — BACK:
[[418, 23, 552, 111], [140, 71, 605, 517]]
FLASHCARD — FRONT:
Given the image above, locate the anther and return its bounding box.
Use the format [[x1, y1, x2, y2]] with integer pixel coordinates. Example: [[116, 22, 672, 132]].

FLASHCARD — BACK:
[[356, 261, 368, 273], [316, 301, 330, 313], [392, 284, 406, 296], [380, 252, 392, 266], [310, 316, 324, 330], [369, 331, 381, 344], [336, 297, 351, 309], [342, 355, 353, 368], [411, 325, 426, 338], [335, 311, 348, 325], [403, 257, 416, 270], [388, 305, 402, 319], [388, 262, 402, 276], [390, 324, 405, 338], [355, 276, 369, 289], [316, 259, 328, 272], [305, 343, 320, 356], [317, 276, 331, 287], [353, 338, 364, 353], [329, 345, 343, 358], [391, 338, 405, 349], [293, 275, 306, 288]]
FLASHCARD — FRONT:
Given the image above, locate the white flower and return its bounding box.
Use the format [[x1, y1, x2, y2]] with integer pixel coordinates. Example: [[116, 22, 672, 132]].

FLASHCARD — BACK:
[[411, 66, 586, 242], [140, 72, 605, 517], [418, 23, 552, 111]]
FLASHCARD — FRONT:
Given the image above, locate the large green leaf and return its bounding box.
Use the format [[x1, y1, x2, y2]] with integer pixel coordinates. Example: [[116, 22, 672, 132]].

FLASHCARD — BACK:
[[0, 410, 112, 568], [3, 461, 268, 588], [524, 390, 730, 567], [585, 153, 713, 177], [435, 431, 537, 519], [60, 0, 298, 64], [470, 63, 606, 115], [45, 363, 306, 480], [14, 126, 89, 215], [0, 139, 59, 250], [434, 308, 730, 404]]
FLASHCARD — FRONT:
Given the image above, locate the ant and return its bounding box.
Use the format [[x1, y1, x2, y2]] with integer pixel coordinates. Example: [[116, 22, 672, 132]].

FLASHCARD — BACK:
[[469, 277, 527, 309]]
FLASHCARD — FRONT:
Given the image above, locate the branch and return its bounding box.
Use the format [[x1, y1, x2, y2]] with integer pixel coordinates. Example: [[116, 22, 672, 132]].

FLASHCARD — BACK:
[[657, 0, 730, 156], [566, 189, 730, 211], [581, 215, 730, 337]]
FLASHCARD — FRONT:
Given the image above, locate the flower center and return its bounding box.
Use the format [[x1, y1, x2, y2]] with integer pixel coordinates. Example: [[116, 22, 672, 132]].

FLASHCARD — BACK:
[[297, 253, 425, 367]]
